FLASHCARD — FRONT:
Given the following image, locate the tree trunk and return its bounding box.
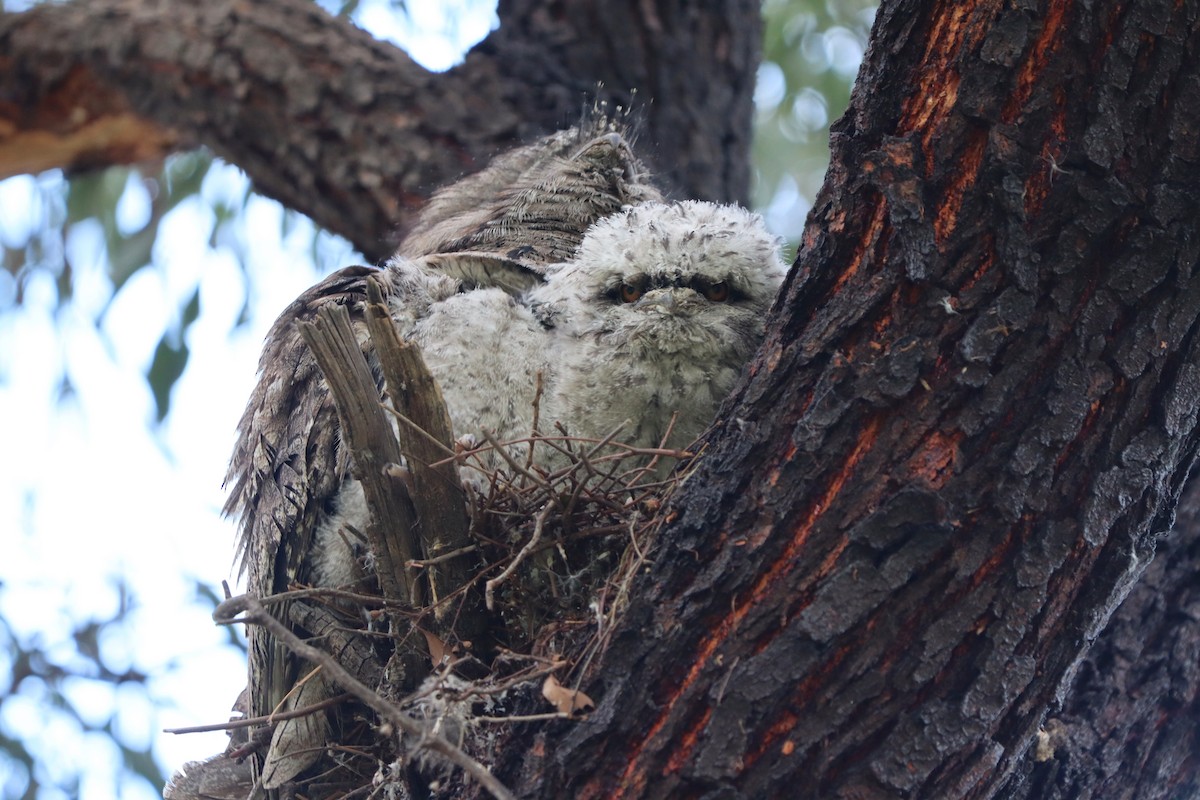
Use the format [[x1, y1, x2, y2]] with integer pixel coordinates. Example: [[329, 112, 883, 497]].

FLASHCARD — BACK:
[[0, 0, 760, 262], [487, 0, 1200, 797], [998, 471, 1200, 799]]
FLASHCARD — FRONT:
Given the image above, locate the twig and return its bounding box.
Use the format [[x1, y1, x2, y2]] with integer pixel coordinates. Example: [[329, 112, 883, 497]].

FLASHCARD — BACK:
[[479, 428, 552, 491], [582, 419, 631, 461], [214, 594, 516, 800], [255, 585, 388, 608], [164, 694, 354, 735], [272, 663, 325, 718], [440, 665, 559, 699], [380, 405, 459, 461], [485, 504, 553, 611], [475, 712, 573, 724], [639, 411, 680, 479], [525, 370, 545, 471], [427, 432, 691, 470], [407, 544, 479, 568]]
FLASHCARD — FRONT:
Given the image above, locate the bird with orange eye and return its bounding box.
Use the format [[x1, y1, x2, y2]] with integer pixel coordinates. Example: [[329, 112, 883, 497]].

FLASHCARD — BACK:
[[530, 199, 786, 457]]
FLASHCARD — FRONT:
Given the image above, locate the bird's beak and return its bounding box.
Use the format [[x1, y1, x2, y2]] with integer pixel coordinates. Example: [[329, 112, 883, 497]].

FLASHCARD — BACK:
[[633, 289, 678, 312]]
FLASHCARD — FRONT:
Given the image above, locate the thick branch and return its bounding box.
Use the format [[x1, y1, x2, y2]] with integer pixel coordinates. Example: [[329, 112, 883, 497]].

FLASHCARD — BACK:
[[1, 0, 468, 261], [0, 0, 760, 261]]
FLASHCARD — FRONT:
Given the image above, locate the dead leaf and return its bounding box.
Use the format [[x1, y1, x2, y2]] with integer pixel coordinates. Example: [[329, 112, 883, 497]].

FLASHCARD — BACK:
[[421, 628, 448, 666], [542, 675, 595, 717]]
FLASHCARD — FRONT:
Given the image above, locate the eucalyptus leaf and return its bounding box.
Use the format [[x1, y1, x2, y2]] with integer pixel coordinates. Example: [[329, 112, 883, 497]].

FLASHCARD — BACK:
[[147, 334, 190, 423]]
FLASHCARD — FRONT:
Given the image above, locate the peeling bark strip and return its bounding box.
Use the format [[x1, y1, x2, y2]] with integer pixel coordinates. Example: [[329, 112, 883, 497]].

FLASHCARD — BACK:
[[0, 0, 760, 262], [498, 0, 1200, 798]]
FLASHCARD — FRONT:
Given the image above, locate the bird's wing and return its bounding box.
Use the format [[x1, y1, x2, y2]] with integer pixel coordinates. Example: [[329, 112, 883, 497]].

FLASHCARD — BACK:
[[223, 267, 386, 758], [421, 251, 544, 294], [223, 264, 389, 794], [224, 264, 380, 593], [222, 254, 527, 789]]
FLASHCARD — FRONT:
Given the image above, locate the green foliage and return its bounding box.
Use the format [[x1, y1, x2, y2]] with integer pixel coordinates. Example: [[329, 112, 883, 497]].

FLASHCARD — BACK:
[[0, 174, 66, 314], [64, 154, 213, 301], [0, 154, 216, 321], [50, 156, 215, 421], [146, 289, 200, 422]]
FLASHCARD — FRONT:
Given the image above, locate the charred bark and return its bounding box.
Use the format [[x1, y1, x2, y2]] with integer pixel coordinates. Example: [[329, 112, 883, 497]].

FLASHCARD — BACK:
[[492, 0, 1200, 798], [0, 0, 759, 262], [998, 478, 1200, 800]]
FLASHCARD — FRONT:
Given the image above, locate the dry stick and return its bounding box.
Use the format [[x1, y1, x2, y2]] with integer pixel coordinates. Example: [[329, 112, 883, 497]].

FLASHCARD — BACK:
[[271, 663, 327, 719], [382, 406, 458, 460], [582, 420, 633, 462], [427, 435, 689, 470], [558, 438, 608, 522], [562, 422, 640, 522], [362, 279, 485, 643], [445, 665, 560, 698], [408, 544, 479, 568], [524, 370, 545, 472], [638, 411, 680, 479], [298, 304, 421, 613], [479, 428, 553, 491], [476, 712, 573, 724], [165, 694, 354, 735], [214, 594, 516, 800], [299, 303, 433, 702], [485, 504, 554, 611], [253, 585, 390, 608]]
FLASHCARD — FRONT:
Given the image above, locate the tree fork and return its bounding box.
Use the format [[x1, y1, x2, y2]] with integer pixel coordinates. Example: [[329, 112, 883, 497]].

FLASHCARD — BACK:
[[496, 1, 1200, 798]]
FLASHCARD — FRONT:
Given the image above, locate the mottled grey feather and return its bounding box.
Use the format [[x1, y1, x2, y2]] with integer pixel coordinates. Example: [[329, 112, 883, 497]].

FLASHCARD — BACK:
[[398, 124, 662, 270]]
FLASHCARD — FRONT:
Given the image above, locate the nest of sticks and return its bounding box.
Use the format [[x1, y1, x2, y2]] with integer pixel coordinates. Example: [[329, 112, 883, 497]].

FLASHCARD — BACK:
[[174, 278, 694, 800]]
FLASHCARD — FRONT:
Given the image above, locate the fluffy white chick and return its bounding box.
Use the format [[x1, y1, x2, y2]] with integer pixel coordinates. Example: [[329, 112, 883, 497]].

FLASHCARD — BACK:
[[531, 200, 786, 454]]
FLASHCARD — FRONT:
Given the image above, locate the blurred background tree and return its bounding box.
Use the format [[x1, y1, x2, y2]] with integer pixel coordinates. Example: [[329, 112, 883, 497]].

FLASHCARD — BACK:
[[0, 1, 875, 797]]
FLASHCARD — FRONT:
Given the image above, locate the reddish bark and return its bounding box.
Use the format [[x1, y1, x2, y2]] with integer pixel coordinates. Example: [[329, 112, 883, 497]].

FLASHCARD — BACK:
[[491, 0, 1200, 797]]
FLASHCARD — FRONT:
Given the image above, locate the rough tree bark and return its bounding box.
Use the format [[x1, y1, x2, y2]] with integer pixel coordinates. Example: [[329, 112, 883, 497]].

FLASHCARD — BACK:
[[499, 1, 1200, 798], [3, 1, 1199, 799], [0, 0, 760, 262], [998, 472, 1200, 799]]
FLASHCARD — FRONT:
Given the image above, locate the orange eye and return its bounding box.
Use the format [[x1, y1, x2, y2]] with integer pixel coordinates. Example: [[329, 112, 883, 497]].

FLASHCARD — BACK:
[[619, 282, 644, 303], [702, 281, 730, 302]]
